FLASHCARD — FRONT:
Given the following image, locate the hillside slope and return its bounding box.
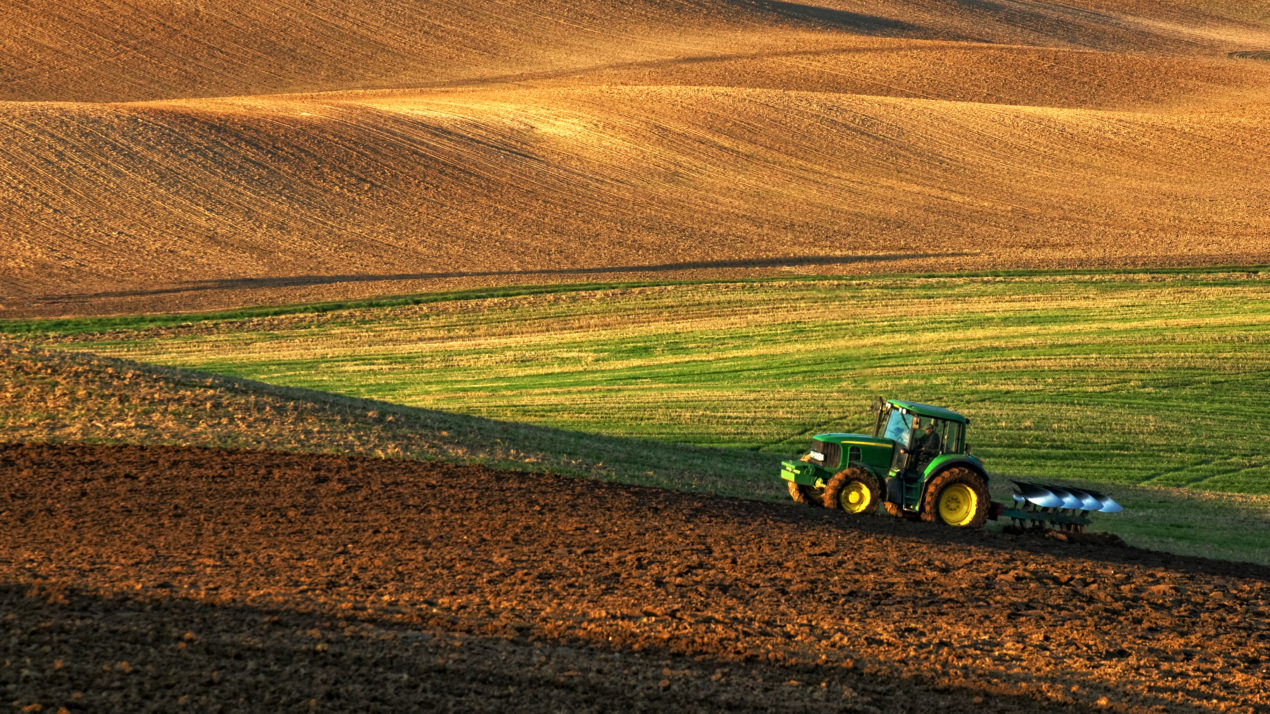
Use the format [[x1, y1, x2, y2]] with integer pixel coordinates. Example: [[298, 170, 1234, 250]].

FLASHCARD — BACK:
[[7, 0, 1263, 103], [2, 0, 1269, 316]]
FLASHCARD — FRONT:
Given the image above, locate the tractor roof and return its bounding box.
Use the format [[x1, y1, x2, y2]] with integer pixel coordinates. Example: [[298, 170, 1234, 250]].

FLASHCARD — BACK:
[[888, 400, 969, 424]]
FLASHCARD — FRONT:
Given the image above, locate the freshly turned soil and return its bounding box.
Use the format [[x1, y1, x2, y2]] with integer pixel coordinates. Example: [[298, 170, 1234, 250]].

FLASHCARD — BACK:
[[2, 443, 1267, 712], [6, 0, 1270, 319]]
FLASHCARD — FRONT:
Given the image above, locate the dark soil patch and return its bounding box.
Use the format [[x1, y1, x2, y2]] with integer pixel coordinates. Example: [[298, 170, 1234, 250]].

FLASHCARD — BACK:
[[2, 443, 1267, 711]]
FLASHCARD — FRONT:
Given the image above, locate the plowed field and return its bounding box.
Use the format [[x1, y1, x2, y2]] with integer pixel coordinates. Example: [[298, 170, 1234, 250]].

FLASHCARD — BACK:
[[3, 0, 1270, 317], [3, 443, 1267, 711]]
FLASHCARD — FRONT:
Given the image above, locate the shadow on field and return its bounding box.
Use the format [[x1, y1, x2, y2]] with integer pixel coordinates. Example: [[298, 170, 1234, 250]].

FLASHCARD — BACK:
[[753, 2, 922, 35], [0, 582, 1220, 713], [36, 253, 958, 302]]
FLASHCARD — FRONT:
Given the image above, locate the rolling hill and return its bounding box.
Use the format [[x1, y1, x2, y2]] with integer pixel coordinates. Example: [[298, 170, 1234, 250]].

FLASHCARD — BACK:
[[2, 0, 1269, 317]]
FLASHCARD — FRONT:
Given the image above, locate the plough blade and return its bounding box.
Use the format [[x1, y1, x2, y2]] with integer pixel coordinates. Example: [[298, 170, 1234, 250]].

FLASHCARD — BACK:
[[1011, 481, 1064, 509], [1073, 490, 1104, 512], [1047, 486, 1085, 510], [1003, 481, 1124, 533], [1011, 481, 1122, 514], [1085, 488, 1123, 513]]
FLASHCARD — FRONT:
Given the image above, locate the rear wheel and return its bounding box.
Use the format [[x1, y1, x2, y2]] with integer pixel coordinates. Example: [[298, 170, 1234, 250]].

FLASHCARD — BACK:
[[787, 480, 822, 506], [921, 468, 990, 528], [823, 467, 880, 515]]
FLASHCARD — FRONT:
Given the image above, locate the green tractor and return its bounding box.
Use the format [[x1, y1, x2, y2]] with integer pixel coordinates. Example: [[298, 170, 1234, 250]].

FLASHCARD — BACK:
[[780, 399, 1122, 530]]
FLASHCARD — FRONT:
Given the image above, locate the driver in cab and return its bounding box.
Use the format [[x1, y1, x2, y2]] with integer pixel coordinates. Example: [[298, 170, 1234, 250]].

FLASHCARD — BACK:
[[914, 422, 941, 463]]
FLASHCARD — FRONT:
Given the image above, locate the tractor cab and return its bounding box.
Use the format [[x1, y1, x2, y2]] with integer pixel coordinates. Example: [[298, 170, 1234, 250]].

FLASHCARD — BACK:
[[874, 400, 967, 478]]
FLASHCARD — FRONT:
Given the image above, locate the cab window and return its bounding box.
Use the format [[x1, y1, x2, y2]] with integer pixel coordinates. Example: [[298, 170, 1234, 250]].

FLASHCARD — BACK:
[[883, 409, 913, 445]]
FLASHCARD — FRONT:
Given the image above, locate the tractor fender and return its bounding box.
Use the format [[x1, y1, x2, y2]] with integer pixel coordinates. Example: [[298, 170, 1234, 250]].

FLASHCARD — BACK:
[[920, 455, 988, 490], [915, 455, 989, 511]]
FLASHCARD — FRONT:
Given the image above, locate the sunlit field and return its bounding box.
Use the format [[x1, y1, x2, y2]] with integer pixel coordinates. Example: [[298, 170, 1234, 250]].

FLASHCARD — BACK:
[[28, 269, 1270, 494]]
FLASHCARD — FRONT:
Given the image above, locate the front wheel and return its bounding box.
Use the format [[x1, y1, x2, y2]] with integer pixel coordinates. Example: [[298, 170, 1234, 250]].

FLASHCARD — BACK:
[[823, 467, 881, 515], [921, 468, 990, 528], [787, 479, 823, 506]]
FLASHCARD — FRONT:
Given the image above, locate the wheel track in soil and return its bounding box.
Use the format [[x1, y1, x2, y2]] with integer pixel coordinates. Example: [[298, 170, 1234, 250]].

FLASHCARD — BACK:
[[2, 442, 1267, 711]]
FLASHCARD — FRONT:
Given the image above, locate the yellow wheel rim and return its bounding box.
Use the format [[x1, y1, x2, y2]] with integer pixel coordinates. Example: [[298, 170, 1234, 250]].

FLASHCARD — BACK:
[[840, 481, 872, 514], [938, 483, 978, 526]]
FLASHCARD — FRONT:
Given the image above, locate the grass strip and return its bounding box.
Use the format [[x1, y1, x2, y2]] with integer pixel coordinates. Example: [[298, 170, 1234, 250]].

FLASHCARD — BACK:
[[5, 265, 1266, 337]]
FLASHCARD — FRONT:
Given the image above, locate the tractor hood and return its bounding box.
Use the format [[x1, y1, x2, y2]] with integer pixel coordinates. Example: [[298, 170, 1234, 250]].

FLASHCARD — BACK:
[[807, 433, 896, 474], [814, 433, 893, 448]]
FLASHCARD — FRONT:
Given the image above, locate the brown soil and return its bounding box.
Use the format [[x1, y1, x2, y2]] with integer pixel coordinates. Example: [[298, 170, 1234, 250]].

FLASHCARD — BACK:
[[3, 0, 1249, 104], [3, 443, 1267, 712], [3, 1, 1270, 318]]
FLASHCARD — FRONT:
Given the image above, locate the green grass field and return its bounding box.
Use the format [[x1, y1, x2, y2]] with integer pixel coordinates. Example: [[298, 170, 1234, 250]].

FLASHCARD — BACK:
[[7, 268, 1270, 563], [37, 270, 1270, 489]]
